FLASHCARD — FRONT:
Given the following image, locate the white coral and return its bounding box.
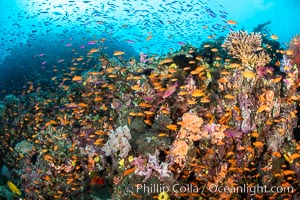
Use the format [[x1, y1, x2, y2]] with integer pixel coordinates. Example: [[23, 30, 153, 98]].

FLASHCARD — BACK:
[[102, 125, 131, 158]]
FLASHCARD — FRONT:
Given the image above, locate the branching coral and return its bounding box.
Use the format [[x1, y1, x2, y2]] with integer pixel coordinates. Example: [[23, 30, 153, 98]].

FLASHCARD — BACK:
[[223, 30, 271, 69]]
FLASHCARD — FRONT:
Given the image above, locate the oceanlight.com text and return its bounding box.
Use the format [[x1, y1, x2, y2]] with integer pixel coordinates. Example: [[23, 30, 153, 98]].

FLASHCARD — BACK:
[[125, 183, 294, 195], [207, 183, 294, 195]]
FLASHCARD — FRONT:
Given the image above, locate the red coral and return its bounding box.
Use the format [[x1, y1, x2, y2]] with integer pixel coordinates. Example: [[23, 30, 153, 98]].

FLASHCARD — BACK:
[[90, 175, 105, 186]]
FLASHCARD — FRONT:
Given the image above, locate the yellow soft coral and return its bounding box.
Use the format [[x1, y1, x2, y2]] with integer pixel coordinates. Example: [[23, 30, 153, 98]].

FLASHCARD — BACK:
[[7, 181, 21, 196], [158, 191, 170, 200]]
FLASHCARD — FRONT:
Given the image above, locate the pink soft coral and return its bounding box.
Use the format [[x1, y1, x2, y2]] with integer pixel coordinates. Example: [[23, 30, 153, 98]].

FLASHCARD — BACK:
[[132, 152, 171, 181]]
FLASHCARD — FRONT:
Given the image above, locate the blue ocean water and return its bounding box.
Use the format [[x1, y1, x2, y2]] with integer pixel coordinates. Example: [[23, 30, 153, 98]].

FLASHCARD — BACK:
[[0, 0, 299, 96], [1, 0, 299, 58]]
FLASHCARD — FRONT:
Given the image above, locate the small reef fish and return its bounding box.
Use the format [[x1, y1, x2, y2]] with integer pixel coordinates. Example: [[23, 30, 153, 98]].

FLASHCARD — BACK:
[[113, 51, 125, 56], [227, 20, 237, 25], [163, 81, 178, 98], [271, 34, 278, 40], [224, 128, 243, 138]]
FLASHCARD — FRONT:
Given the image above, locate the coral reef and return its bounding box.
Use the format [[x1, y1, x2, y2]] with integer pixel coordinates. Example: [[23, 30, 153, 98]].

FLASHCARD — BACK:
[[0, 30, 300, 199], [14, 140, 34, 155]]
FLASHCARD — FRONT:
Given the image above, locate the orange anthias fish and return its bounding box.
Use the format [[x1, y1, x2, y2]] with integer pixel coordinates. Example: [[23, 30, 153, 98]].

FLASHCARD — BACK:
[[163, 81, 178, 98], [227, 20, 237, 25]]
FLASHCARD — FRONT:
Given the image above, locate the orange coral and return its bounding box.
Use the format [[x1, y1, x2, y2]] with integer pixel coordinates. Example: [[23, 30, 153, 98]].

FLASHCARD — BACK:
[[178, 113, 207, 141], [171, 113, 209, 167], [181, 113, 204, 130], [170, 140, 189, 167], [210, 124, 226, 144]]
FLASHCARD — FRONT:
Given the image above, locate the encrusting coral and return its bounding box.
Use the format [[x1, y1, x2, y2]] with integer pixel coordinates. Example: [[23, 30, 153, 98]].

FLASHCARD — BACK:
[[170, 112, 227, 167]]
